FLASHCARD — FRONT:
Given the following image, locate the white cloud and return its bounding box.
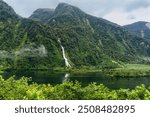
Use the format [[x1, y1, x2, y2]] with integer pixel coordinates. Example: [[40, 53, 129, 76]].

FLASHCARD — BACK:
[[125, 0, 150, 12], [103, 7, 150, 25], [103, 10, 130, 26]]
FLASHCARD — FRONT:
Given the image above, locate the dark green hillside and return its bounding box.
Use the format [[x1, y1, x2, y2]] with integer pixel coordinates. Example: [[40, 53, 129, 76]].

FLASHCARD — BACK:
[[0, 19, 65, 69], [0, 1, 150, 70]]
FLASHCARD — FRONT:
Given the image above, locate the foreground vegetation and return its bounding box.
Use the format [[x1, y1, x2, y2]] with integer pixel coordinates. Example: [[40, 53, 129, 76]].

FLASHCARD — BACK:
[[0, 76, 150, 100]]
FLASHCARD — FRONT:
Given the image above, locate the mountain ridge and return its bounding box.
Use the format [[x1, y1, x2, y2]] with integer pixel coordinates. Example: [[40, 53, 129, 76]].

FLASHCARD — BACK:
[[0, 1, 150, 70], [30, 2, 120, 27], [0, 0, 19, 21]]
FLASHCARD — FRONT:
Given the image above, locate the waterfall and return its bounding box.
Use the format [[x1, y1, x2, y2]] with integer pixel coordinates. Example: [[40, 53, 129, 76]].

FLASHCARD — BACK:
[[58, 39, 71, 68]]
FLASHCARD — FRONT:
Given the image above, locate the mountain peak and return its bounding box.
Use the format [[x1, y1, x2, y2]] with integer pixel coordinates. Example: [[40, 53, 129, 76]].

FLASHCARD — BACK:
[[56, 2, 77, 9], [55, 2, 74, 12], [57, 2, 72, 7], [54, 2, 85, 17]]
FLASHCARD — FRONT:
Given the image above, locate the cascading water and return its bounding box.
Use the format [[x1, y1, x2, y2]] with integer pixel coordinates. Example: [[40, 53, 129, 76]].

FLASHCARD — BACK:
[[58, 39, 71, 68]]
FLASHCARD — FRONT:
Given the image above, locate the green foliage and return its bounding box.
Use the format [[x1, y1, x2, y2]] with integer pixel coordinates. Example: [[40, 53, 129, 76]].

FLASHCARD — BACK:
[[82, 83, 117, 100], [0, 76, 150, 100], [0, 76, 29, 99]]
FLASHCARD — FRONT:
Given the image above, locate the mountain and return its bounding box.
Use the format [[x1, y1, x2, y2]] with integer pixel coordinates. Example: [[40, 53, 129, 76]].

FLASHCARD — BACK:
[[29, 8, 54, 23], [124, 21, 150, 39], [0, 1, 150, 70], [0, 0, 18, 21], [31, 3, 150, 62]]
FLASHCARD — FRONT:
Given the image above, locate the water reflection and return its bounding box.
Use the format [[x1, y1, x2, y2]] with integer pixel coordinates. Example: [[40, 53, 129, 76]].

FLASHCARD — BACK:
[[2, 70, 150, 89], [62, 73, 70, 83]]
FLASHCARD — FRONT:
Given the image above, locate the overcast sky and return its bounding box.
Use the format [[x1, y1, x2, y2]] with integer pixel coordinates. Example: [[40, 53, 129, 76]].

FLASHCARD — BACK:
[[3, 0, 150, 25]]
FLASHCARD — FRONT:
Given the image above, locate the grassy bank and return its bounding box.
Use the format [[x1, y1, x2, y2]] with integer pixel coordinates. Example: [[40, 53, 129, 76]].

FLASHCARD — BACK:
[[107, 64, 150, 78], [65, 64, 150, 78], [1, 64, 150, 78]]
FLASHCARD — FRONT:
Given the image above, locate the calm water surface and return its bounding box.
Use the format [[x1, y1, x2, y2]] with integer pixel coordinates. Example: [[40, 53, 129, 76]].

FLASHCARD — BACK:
[[2, 70, 150, 89]]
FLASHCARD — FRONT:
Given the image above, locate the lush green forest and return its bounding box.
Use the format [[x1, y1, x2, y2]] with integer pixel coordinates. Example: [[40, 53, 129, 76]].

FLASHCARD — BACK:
[[0, 76, 150, 100], [0, 1, 150, 70]]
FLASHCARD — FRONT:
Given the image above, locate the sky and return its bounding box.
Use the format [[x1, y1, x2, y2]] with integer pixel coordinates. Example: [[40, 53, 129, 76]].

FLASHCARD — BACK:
[[3, 0, 150, 25]]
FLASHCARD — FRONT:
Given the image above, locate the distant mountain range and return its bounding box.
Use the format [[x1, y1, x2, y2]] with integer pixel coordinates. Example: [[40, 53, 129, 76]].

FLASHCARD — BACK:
[[0, 0, 150, 70], [124, 21, 150, 40]]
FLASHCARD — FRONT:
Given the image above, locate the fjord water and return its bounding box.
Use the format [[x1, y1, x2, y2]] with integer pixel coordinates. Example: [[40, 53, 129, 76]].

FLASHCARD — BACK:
[[3, 70, 150, 89]]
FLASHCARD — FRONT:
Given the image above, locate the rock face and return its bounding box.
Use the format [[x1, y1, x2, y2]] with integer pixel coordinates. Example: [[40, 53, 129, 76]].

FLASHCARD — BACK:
[[124, 21, 150, 39], [0, 1, 150, 70]]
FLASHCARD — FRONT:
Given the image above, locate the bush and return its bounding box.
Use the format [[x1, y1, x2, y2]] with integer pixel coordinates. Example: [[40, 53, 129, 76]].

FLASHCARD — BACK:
[[0, 76, 149, 100]]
